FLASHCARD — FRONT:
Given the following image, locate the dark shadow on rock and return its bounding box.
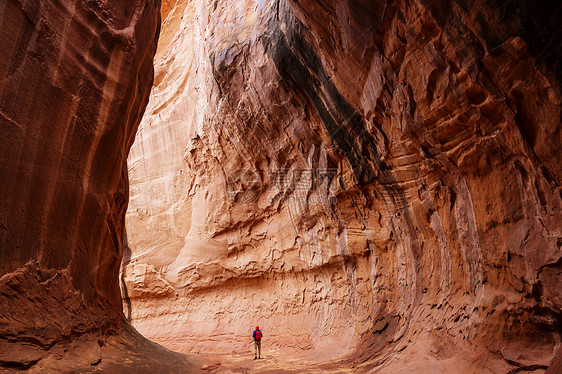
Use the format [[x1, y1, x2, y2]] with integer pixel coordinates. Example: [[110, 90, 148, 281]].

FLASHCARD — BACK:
[[121, 227, 133, 322]]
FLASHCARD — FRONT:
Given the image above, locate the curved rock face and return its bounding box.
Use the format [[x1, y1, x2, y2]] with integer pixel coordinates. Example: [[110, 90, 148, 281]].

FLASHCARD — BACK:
[[0, 0, 184, 371], [125, 0, 562, 371]]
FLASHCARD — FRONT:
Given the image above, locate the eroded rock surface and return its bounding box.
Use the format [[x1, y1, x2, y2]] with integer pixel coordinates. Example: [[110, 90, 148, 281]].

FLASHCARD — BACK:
[[125, 0, 562, 372], [0, 0, 200, 371]]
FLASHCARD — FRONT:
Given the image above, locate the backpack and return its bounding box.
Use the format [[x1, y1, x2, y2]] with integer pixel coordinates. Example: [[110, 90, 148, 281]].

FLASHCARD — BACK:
[[255, 330, 262, 341]]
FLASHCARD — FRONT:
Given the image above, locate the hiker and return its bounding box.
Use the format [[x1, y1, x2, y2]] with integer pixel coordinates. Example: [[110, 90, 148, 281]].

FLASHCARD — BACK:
[[252, 325, 263, 359]]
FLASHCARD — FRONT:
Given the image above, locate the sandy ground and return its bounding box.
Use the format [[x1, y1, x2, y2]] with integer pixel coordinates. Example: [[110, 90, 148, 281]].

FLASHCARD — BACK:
[[195, 351, 355, 374], [149, 338, 357, 373]]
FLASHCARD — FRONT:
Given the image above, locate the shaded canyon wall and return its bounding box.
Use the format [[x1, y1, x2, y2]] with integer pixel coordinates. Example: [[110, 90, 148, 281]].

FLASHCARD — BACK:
[[124, 0, 562, 372]]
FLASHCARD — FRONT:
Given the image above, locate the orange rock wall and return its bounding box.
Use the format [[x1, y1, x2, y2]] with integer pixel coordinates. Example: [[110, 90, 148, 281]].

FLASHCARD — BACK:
[[124, 0, 562, 371]]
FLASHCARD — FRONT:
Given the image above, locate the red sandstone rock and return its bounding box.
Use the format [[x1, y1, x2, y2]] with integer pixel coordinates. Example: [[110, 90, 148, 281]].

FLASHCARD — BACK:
[[124, 0, 562, 372], [0, 0, 201, 371]]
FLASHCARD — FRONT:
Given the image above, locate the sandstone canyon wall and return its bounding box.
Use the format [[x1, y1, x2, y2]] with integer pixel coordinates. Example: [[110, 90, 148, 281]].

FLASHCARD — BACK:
[[124, 0, 562, 372], [0, 0, 198, 371]]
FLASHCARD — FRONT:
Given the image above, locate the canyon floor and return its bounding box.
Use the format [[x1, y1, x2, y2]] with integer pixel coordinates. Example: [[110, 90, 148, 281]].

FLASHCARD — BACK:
[[144, 337, 483, 374], [147, 338, 353, 373], [194, 351, 352, 374]]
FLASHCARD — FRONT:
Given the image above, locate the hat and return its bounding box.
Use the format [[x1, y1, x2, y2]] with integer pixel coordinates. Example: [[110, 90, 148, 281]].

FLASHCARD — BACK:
[[255, 325, 259, 329]]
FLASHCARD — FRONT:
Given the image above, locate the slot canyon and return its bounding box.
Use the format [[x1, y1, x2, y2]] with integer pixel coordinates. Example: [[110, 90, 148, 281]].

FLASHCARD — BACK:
[[0, 0, 561, 372]]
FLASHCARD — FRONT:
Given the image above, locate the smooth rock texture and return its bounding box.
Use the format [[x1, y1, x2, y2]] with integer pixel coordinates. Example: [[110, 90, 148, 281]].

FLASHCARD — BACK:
[[125, 0, 562, 371], [0, 0, 200, 371]]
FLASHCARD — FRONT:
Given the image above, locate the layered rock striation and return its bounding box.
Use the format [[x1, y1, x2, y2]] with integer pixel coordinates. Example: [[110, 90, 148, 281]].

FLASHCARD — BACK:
[[0, 0, 197, 371], [124, 0, 562, 372]]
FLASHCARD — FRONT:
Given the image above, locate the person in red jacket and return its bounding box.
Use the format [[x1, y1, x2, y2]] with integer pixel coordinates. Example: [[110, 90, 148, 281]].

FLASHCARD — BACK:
[[252, 325, 263, 359]]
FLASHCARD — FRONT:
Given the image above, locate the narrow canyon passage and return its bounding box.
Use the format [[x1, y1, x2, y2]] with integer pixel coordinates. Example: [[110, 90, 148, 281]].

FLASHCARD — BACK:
[[0, 0, 561, 373]]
